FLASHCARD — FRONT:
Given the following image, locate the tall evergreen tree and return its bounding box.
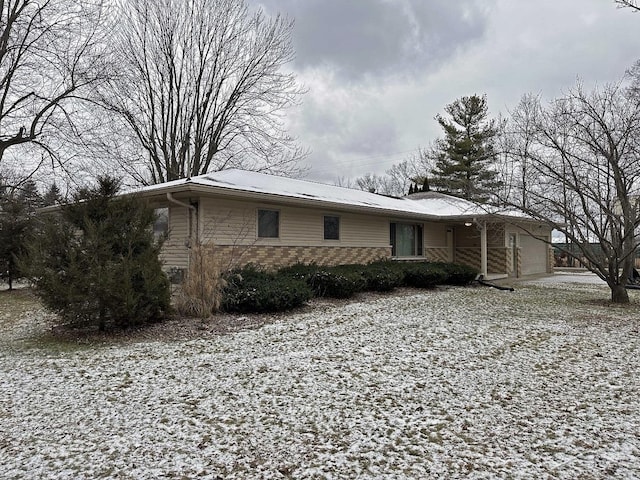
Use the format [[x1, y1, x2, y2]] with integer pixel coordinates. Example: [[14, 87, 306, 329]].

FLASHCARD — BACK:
[[421, 176, 430, 192], [0, 182, 41, 290], [23, 177, 170, 330], [430, 94, 501, 202], [42, 183, 62, 206]]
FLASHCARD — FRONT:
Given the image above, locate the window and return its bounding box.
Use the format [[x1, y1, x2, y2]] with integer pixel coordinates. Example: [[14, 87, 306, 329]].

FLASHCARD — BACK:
[[258, 209, 279, 238], [324, 215, 340, 240], [153, 208, 169, 239], [390, 222, 423, 257]]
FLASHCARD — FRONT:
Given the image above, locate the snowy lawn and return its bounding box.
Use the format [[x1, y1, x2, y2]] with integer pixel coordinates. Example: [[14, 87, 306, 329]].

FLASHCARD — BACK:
[[1, 282, 639, 479]]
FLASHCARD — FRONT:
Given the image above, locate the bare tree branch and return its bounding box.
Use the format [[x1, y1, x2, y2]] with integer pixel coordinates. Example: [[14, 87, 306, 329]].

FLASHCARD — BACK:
[[499, 81, 640, 303], [615, 0, 640, 12], [0, 0, 111, 183], [101, 0, 307, 185]]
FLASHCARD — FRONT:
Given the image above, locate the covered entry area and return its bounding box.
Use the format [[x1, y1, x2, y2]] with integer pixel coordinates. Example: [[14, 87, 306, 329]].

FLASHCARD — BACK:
[[441, 220, 552, 278]]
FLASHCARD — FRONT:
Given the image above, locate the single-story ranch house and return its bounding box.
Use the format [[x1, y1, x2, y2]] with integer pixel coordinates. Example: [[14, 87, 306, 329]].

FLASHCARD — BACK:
[[136, 169, 553, 280]]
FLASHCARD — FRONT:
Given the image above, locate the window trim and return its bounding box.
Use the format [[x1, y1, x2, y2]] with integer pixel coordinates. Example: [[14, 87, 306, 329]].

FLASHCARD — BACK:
[[257, 208, 280, 239], [323, 215, 340, 241]]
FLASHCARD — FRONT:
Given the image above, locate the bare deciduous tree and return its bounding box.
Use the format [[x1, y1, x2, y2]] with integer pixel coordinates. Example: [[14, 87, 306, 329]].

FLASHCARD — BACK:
[[0, 0, 109, 180], [501, 81, 640, 303], [499, 93, 543, 209], [354, 157, 430, 197], [105, 0, 307, 185], [615, 0, 640, 12]]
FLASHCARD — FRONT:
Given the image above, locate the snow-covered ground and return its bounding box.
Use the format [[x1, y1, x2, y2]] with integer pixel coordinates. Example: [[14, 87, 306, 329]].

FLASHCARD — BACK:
[[1, 282, 639, 479]]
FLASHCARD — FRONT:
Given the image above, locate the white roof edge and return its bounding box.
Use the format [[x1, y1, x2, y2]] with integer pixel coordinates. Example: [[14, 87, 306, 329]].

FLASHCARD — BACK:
[[132, 169, 538, 222]]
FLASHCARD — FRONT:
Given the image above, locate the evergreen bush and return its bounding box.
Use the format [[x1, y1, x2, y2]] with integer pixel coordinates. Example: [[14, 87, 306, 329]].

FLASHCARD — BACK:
[[401, 263, 448, 288], [307, 265, 367, 298], [435, 262, 478, 285], [362, 261, 404, 291], [277, 262, 320, 281], [221, 265, 311, 313], [22, 177, 170, 330], [221, 260, 477, 313]]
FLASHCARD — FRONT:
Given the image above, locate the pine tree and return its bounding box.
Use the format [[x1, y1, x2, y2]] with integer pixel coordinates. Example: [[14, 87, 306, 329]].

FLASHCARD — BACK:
[[430, 94, 501, 202], [0, 197, 34, 290], [0, 182, 41, 289], [23, 176, 170, 330], [42, 183, 62, 206]]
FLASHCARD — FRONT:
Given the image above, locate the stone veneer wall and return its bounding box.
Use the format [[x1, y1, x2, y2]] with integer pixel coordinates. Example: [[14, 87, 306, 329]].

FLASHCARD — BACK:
[[424, 247, 449, 262], [455, 247, 510, 274], [207, 245, 392, 270]]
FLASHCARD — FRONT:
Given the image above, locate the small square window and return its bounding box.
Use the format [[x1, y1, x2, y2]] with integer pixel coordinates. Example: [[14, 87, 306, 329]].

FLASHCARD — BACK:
[[324, 215, 340, 240], [258, 209, 279, 238]]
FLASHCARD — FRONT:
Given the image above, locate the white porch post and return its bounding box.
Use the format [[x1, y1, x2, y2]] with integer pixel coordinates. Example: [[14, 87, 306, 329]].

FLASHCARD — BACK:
[[480, 221, 488, 277]]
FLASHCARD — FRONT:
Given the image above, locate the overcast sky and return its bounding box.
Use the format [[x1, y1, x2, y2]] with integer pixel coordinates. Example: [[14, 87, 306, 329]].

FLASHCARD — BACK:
[[253, 0, 640, 184]]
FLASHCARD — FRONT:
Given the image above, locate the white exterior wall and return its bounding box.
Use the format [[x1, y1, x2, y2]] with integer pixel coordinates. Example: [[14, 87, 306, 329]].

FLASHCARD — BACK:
[[160, 206, 190, 269], [199, 197, 392, 248]]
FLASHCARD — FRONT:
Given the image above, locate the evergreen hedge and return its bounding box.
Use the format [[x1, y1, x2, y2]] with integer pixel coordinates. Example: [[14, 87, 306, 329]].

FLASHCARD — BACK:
[[221, 265, 312, 313], [219, 261, 478, 313]]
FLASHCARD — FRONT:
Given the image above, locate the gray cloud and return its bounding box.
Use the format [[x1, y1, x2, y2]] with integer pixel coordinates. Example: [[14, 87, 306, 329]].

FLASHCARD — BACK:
[[257, 0, 494, 81], [252, 0, 640, 184], [285, 82, 402, 182]]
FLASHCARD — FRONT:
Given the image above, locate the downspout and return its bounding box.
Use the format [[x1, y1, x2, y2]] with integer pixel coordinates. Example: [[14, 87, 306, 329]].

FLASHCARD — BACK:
[[166, 192, 197, 212]]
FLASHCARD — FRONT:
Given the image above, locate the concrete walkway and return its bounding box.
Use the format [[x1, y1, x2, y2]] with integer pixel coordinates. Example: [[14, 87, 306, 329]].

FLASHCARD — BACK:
[[526, 270, 605, 285]]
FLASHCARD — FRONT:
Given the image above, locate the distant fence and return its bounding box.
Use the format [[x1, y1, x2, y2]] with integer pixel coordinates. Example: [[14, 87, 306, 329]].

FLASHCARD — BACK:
[[553, 243, 640, 269]]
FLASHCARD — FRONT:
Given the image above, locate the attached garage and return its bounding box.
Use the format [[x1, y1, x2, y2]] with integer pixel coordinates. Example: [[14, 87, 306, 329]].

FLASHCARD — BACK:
[[519, 234, 549, 275]]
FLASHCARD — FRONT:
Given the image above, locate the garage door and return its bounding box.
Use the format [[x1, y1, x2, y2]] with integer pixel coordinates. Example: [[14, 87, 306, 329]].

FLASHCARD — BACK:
[[520, 234, 548, 275]]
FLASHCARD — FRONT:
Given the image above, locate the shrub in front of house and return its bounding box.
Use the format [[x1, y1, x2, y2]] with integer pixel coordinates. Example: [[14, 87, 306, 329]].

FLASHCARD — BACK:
[[362, 261, 405, 292], [435, 262, 478, 285], [307, 265, 368, 298], [221, 264, 312, 313], [279, 263, 366, 299], [401, 262, 448, 288], [222, 261, 477, 313], [277, 262, 320, 281]]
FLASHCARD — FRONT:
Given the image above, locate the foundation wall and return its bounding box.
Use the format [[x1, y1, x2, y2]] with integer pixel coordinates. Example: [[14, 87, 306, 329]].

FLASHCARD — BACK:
[[205, 245, 392, 270]]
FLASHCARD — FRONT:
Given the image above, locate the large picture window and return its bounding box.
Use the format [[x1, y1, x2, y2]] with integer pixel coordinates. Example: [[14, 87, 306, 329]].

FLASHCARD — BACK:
[[324, 215, 340, 240], [258, 209, 279, 238], [390, 222, 423, 257]]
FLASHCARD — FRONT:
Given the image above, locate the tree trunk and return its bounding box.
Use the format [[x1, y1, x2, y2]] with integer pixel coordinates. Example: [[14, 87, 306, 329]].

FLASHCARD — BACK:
[[610, 284, 629, 304]]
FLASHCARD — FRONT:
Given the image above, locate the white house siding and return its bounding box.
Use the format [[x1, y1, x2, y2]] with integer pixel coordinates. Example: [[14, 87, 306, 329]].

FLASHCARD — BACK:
[[159, 206, 191, 270], [423, 222, 447, 246], [423, 222, 450, 262], [199, 197, 391, 248], [193, 197, 392, 269]]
